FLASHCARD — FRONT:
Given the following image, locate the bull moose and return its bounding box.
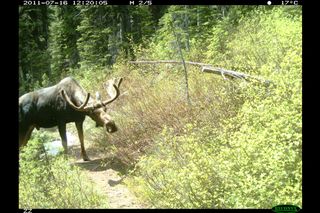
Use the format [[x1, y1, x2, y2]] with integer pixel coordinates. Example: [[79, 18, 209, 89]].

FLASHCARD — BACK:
[[19, 76, 123, 161]]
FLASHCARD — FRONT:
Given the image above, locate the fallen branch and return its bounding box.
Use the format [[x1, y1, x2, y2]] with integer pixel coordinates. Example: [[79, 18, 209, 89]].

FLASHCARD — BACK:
[[129, 60, 272, 84], [201, 66, 271, 84], [129, 60, 211, 67]]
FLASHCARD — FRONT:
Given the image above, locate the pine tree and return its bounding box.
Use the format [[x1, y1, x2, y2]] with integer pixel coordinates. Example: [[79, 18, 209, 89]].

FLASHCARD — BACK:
[[19, 6, 51, 92], [49, 6, 81, 80]]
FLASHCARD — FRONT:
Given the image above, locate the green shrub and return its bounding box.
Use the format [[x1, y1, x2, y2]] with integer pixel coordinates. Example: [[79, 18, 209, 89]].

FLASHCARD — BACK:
[[100, 63, 242, 166], [19, 133, 109, 209], [130, 81, 301, 208], [206, 6, 302, 74], [127, 124, 226, 208], [127, 6, 302, 209]]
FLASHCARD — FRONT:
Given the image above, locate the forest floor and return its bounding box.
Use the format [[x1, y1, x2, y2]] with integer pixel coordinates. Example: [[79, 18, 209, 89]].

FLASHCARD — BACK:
[[68, 142, 147, 209]]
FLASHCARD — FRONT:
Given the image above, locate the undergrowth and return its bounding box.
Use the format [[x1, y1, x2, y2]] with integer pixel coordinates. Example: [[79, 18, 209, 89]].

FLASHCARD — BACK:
[[19, 132, 109, 209], [124, 6, 302, 208], [21, 6, 302, 209]]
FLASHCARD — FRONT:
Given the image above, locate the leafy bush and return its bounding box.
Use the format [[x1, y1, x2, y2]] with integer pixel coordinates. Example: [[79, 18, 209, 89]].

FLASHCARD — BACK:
[[19, 133, 109, 209], [206, 6, 302, 74], [127, 124, 225, 208], [127, 6, 302, 209]]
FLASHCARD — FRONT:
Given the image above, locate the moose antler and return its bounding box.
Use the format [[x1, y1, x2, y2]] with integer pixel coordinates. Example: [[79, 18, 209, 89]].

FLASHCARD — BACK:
[[62, 77, 123, 112], [93, 77, 123, 108], [61, 90, 91, 112], [116, 77, 123, 88]]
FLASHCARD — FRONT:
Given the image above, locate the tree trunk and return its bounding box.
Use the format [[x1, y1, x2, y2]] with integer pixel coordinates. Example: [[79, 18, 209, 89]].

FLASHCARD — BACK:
[[170, 21, 191, 104], [184, 5, 190, 52], [197, 6, 200, 27]]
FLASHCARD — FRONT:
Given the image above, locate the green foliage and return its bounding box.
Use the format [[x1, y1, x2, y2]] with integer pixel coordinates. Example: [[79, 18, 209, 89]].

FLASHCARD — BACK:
[[146, 6, 191, 60], [76, 6, 113, 67], [19, 6, 51, 92], [127, 6, 302, 209], [128, 124, 223, 208], [99, 61, 241, 167], [49, 6, 81, 80], [20, 5, 156, 92], [19, 133, 108, 209], [143, 5, 229, 61], [19, 5, 302, 209], [76, 6, 154, 67], [206, 6, 302, 74]]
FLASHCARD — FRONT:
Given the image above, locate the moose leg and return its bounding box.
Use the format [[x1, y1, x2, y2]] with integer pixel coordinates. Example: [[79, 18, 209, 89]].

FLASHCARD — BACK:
[[58, 123, 68, 155], [19, 126, 34, 148], [19, 130, 27, 148], [25, 126, 34, 144], [75, 122, 90, 161]]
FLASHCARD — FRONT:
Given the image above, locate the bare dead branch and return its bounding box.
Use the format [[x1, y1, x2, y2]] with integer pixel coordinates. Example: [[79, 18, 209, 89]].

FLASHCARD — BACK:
[[202, 66, 271, 84], [129, 60, 211, 67], [129, 60, 272, 84]]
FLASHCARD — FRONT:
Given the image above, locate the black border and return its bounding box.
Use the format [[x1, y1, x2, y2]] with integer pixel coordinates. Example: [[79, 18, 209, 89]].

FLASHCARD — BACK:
[[5, 0, 20, 212], [12, 0, 309, 212]]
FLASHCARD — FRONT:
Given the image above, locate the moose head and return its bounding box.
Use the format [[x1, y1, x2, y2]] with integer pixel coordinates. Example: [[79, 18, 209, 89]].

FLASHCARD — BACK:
[[61, 77, 123, 134]]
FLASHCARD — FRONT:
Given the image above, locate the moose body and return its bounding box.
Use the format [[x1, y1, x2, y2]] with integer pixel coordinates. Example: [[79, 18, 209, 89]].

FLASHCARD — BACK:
[[19, 77, 122, 161]]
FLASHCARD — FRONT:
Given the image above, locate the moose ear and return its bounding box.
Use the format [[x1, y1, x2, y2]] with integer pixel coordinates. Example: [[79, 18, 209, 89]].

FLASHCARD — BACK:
[[95, 91, 101, 101]]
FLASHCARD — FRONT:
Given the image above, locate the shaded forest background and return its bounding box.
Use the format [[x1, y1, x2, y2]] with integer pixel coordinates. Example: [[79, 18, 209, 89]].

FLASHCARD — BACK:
[[19, 5, 302, 209], [19, 5, 168, 93], [19, 5, 298, 92]]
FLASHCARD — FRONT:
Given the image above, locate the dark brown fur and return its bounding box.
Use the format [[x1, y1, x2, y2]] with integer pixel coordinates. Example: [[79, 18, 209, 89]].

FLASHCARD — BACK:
[[19, 77, 121, 161]]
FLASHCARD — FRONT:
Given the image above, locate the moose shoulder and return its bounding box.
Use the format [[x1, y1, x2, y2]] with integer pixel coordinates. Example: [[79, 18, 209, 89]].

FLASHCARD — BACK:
[[19, 76, 123, 161]]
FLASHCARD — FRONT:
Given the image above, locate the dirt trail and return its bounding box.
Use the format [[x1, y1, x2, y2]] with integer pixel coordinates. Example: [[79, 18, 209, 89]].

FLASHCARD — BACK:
[[69, 144, 147, 209]]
